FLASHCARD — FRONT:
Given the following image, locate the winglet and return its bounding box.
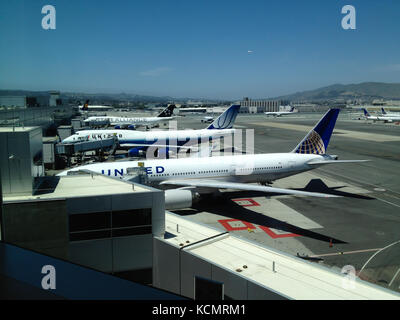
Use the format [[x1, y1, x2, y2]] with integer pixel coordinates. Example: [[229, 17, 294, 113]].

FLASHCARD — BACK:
[[207, 104, 240, 129], [291, 109, 340, 154]]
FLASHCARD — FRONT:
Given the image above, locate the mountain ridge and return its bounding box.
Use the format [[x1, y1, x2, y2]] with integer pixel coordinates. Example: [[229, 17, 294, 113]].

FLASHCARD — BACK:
[[271, 82, 400, 101]]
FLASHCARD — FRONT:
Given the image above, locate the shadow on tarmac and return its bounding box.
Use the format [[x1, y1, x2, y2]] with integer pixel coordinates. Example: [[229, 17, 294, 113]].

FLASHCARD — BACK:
[[296, 179, 375, 200], [172, 178, 375, 244]]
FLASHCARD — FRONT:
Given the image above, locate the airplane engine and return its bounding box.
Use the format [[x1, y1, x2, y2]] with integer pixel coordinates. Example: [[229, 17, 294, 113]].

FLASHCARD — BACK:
[[164, 189, 200, 210], [127, 125, 135, 130], [114, 125, 121, 129], [128, 147, 146, 157]]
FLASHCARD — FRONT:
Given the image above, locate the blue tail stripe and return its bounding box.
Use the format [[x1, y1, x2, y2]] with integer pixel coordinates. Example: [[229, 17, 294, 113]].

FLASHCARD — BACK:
[[313, 108, 339, 149]]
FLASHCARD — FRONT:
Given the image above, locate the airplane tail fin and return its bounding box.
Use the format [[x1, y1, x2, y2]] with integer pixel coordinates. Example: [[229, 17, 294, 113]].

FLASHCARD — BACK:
[[362, 108, 370, 117], [82, 100, 89, 110], [290, 106, 295, 112], [157, 104, 176, 117], [381, 107, 387, 115], [207, 104, 240, 129], [291, 108, 339, 155]]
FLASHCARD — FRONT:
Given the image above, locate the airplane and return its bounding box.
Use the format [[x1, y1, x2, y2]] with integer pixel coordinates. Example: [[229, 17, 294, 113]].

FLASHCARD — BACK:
[[62, 104, 241, 157], [58, 109, 368, 209], [83, 104, 176, 129], [363, 108, 400, 122], [361, 108, 379, 120], [78, 100, 113, 112], [381, 107, 400, 117], [201, 116, 214, 123], [264, 106, 296, 117]]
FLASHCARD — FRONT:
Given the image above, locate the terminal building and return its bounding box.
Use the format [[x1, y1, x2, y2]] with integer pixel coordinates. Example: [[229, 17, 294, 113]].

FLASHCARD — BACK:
[[240, 98, 290, 113], [0, 92, 62, 108]]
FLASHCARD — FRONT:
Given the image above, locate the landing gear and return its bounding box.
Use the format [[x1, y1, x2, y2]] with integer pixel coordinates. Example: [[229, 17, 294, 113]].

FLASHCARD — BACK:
[[259, 181, 272, 186]]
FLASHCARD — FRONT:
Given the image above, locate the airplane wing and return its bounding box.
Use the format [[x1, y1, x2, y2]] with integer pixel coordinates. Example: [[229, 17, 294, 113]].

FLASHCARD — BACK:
[[306, 159, 370, 166], [159, 179, 339, 198]]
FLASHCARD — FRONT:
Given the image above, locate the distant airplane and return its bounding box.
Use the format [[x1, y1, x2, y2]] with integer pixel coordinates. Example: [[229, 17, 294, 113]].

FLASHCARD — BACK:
[[362, 108, 379, 120], [59, 109, 368, 209], [265, 106, 296, 117], [201, 116, 214, 123], [78, 100, 113, 111], [381, 107, 400, 117], [83, 105, 176, 129], [363, 108, 400, 122], [62, 104, 240, 157]]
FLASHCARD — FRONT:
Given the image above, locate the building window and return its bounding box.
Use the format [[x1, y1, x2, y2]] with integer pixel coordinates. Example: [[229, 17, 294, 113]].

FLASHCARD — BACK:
[[69, 208, 152, 242]]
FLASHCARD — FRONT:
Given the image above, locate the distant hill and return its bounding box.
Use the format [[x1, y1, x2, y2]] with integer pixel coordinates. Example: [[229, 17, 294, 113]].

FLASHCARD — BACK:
[[0, 90, 175, 103], [273, 82, 400, 101], [0, 90, 222, 104], [0, 90, 55, 97], [60, 92, 176, 103]]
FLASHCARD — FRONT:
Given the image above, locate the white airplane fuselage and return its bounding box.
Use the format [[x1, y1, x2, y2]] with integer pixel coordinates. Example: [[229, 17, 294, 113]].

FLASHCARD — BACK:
[[85, 116, 174, 126], [377, 115, 400, 122], [264, 111, 295, 117], [60, 152, 325, 189], [62, 128, 236, 148]]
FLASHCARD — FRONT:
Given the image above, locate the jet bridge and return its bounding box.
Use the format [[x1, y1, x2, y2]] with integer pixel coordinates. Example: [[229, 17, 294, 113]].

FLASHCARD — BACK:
[[56, 137, 118, 156]]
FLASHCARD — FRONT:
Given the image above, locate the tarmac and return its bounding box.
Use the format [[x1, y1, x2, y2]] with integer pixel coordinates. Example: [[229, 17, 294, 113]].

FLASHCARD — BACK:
[[170, 111, 400, 293]]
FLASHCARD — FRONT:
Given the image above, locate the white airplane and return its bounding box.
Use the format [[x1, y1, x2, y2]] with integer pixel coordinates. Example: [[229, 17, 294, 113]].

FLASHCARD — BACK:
[[59, 109, 368, 209], [62, 104, 241, 157], [265, 106, 296, 117], [83, 105, 176, 129], [363, 108, 400, 122], [201, 116, 214, 123], [78, 100, 113, 111], [380, 108, 400, 121], [380, 108, 400, 116], [362, 108, 379, 120]]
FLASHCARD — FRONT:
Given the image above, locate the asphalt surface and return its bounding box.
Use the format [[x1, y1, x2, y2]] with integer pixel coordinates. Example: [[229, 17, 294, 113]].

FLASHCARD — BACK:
[[170, 111, 400, 293]]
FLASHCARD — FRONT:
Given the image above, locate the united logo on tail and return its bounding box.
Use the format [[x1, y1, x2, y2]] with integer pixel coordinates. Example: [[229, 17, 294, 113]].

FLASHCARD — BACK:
[[292, 109, 339, 155], [294, 130, 325, 154]]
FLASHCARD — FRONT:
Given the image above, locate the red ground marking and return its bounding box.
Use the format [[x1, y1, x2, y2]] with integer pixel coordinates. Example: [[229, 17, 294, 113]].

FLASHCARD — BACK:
[[232, 198, 260, 207], [259, 226, 300, 239], [218, 219, 256, 231]]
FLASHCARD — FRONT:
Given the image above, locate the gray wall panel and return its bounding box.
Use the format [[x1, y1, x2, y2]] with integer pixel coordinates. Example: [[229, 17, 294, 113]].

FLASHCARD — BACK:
[[211, 265, 248, 300], [247, 280, 287, 300], [67, 196, 112, 214], [112, 234, 152, 272], [111, 192, 153, 210], [181, 251, 212, 299], [151, 192, 165, 236], [69, 239, 112, 273], [153, 238, 180, 295]]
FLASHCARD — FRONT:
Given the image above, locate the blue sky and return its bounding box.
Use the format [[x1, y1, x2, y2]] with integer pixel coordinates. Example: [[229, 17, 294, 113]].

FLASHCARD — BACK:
[[0, 0, 399, 99]]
